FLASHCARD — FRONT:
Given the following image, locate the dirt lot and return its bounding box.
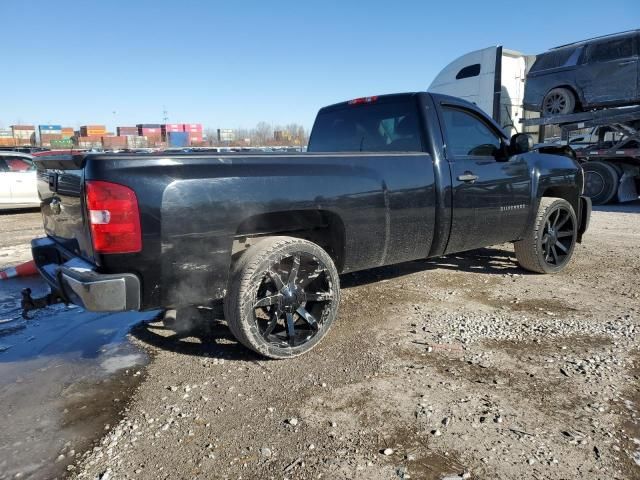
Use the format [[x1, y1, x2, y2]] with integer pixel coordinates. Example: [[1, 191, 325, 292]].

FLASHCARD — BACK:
[[2, 204, 639, 479]]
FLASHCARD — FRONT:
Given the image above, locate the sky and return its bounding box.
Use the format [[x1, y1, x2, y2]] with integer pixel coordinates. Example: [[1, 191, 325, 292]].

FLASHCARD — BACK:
[[2, 0, 639, 132]]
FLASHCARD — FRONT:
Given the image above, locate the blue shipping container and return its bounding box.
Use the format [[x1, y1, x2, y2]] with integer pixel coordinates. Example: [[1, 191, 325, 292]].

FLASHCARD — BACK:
[[168, 131, 189, 147], [39, 125, 62, 130]]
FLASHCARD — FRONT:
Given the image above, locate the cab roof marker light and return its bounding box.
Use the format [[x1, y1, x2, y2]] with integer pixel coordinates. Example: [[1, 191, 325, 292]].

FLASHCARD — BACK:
[[348, 96, 378, 105]]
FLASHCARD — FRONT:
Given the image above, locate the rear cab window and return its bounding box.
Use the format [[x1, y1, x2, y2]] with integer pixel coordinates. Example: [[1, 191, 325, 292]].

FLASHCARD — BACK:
[[308, 96, 424, 152]]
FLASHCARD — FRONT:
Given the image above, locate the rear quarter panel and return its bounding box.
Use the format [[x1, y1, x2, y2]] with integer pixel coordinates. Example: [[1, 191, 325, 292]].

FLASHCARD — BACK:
[[87, 153, 437, 309]]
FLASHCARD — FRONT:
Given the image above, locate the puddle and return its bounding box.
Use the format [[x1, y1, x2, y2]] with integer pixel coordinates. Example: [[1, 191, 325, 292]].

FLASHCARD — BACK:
[[0, 276, 160, 479]]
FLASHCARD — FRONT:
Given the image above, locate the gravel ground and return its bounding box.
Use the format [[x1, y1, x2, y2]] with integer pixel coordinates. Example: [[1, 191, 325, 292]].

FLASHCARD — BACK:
[[2, 203, 639, 479]]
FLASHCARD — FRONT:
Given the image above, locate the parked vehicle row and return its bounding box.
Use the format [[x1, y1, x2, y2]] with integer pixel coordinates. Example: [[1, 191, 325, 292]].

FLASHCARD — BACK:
[[0, 151, 40, 210]]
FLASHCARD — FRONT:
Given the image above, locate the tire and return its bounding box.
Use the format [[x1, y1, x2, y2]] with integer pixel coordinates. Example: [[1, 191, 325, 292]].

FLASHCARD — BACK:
[[224, 236, 340, 359], [514, 197, 578, 274], [582, 161, 619, 205], [542, 88, 576, 116]]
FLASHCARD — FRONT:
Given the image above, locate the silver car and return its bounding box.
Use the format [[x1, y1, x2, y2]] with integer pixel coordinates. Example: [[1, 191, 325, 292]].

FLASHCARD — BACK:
[[0, 151, 40, 209]]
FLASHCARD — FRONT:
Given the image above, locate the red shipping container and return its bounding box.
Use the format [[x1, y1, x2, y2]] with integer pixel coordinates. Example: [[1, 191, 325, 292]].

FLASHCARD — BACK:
[[141, 128, 160, 135], [183, 123, 203, 131]]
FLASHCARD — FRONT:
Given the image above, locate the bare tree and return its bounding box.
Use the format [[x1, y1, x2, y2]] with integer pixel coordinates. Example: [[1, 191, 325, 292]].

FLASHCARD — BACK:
[[253, 122, 273, 146], [204, 128, 218, 146]]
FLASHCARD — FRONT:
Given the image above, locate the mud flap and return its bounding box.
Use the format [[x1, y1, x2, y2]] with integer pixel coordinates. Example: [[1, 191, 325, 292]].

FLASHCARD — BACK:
[[617, 172, 638, 203], [577, 196, 592, 243]]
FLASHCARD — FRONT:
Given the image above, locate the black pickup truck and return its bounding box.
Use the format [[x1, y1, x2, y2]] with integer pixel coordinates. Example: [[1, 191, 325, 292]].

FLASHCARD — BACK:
[[31, 93, 591, 358]]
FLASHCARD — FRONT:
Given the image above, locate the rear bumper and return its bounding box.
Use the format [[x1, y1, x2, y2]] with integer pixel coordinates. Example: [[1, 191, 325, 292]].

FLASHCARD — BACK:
[[577, 195, 592, 243], [31, 237, 141, 312]]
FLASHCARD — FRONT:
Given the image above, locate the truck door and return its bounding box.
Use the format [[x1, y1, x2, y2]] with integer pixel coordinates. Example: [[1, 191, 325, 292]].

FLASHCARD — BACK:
[[438, 104, 531, 253]]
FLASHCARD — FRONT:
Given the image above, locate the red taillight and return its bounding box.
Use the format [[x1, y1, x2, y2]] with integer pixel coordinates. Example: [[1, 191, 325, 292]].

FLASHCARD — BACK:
[[348, 96, 378, 105], [85, 180, 142, 254]]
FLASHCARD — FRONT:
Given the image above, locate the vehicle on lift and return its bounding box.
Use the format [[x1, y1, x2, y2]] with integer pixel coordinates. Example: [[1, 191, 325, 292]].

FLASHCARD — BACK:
[[430, 34, 640, 205], [524, 30, 640, 117], [30, 92, 590, 358], [521, 105, 640, 205]]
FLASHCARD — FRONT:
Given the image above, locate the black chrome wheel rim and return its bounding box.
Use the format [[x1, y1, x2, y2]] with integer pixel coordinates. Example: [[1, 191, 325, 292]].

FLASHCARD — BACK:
[[254, 252, 334, 348], [584, 171, 605, 198], [544, 93, 567, 115], [541, 206, 575, 267]]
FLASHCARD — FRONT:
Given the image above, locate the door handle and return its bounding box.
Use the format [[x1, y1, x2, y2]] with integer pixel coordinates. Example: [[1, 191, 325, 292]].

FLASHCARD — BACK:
[[457, 173, 479, 183]]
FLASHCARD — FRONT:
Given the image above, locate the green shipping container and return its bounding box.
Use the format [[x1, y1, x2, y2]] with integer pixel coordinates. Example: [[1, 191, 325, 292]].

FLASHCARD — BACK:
[[50, 139, 73, 148]]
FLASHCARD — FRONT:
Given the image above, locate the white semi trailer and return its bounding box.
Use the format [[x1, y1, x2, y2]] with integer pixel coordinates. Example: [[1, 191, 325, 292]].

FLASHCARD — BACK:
[[428, 46, 539, 138]]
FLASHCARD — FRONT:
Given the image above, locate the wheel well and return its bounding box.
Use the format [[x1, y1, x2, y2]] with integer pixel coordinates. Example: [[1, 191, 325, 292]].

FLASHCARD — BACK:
[[541, 186, 580, 214], [232, 210, 346, 271]]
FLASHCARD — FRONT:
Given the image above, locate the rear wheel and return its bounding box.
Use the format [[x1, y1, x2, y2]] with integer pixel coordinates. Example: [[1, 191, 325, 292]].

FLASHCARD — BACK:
[[514, 197, 578, 274], [542, 88, 576, 116], [224, 236, 340, 359], [583, 161, 619, 205]]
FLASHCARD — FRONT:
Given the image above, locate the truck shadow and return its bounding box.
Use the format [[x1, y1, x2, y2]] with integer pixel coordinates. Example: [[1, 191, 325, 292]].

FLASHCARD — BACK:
[[130, 311, 261, 362], [131, 246, 527, 359], [592, 200, 640, 214], [341, 246, 529, 289]]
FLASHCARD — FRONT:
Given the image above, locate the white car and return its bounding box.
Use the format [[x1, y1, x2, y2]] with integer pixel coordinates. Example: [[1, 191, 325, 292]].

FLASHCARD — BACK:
[[0, 151, 40, 210]]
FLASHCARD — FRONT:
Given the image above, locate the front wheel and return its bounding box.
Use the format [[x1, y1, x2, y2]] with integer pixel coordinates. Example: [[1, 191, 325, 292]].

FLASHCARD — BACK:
[[514, 197, 578, 274], [224, 236, 340, 359]]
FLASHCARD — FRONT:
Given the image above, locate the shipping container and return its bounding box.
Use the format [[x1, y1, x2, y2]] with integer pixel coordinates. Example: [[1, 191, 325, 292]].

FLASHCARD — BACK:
[[11, 125, 35, 130], [50, 139, 73, 148], [78, 136, 102, 143], [117, 126, 138, 136], [101, 136, 128, 148], [136, 123, 162, 128], [80, 125, 107, 136], [167, 131, 189, 147], [61, 128, 75, 139], [39, 124, 62, 131], [183, 123, 203, 131], [126, 135, 148, 148], [0, 129, 13, 138]]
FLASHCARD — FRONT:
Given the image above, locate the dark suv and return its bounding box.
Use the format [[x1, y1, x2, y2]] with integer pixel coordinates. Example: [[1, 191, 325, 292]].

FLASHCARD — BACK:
[[524, 30, 639, 116]]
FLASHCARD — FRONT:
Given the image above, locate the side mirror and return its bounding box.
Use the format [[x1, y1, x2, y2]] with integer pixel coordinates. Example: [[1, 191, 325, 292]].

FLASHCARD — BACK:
[[509, 133, 533, 155]]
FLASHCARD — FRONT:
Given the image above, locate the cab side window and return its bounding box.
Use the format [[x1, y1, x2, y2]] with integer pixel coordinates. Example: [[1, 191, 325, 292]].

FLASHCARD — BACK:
[[441, 107, 502, 157]]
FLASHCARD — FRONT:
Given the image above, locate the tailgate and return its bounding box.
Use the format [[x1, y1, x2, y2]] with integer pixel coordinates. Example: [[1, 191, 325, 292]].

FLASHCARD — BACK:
[[34, 154, 96, 262]]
